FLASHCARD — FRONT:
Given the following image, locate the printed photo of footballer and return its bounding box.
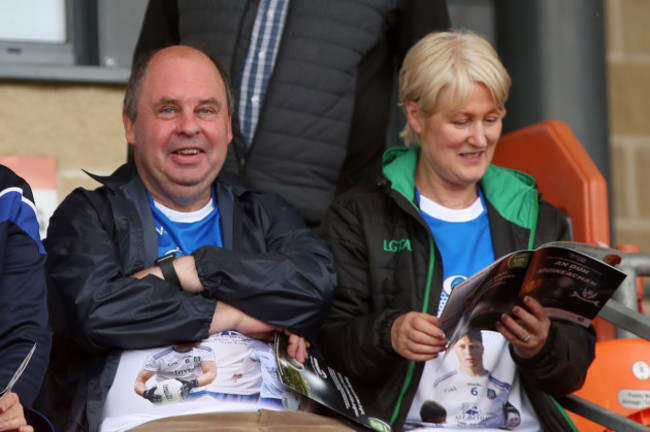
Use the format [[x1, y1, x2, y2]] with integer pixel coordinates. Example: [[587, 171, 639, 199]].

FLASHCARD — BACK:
[[404, 330, 522, 430], [432, 330, 520, 429], [134, 342, 217, 404]]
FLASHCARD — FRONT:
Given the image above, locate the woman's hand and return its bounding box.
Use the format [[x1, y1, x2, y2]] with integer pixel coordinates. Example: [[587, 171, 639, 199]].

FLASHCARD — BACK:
[[496, 296, 551, 358], [0, 392, 32, 432], [391, 312, 448, 361]]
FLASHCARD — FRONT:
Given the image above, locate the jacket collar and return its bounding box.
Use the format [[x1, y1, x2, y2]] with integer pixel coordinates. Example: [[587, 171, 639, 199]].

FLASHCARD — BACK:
[[381, 146, 419, 204], [83, 163, 251, 199], [480, 162, 539, 237], [381, 146, 539, 233], [83, 163, 139, 193], [83, 163, 251, 253]]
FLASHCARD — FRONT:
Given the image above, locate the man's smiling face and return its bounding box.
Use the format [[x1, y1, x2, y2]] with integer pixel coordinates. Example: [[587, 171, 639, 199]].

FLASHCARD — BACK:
[[124, 46, 233, 211]]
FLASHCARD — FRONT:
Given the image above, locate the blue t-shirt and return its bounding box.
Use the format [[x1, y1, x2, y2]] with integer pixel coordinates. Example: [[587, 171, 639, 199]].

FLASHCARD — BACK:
[[416, 188, 495, 316], [149, 188, 223, 257], [407, 190, 539, 430]]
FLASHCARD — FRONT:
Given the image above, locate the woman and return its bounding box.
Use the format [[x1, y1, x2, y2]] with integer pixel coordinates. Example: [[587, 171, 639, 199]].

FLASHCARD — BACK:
[[318, 31, 595, 431]]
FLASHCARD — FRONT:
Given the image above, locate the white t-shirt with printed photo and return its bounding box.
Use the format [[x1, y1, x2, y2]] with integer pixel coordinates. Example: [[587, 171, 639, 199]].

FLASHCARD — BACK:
[[100, 332, 297, 432]]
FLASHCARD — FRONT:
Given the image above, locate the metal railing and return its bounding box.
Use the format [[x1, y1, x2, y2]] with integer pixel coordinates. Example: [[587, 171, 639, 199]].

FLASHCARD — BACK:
[[559, 249, 650, 430]]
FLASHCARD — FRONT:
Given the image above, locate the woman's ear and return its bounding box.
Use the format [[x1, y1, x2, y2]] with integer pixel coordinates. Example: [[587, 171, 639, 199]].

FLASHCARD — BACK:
[[404, 100, 424, 135]]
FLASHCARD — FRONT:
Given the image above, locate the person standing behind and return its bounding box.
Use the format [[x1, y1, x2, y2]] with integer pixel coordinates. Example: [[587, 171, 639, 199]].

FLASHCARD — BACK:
[[43, 45, 345, 431], [0, 164, 51, 421], [318, 30, 595, 431], [133, 0, 451, 225]]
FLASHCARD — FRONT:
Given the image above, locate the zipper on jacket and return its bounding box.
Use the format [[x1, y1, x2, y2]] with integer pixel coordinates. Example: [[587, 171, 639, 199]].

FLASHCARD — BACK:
[[551, 396, 580, 431], [390, 233, 436, 426]]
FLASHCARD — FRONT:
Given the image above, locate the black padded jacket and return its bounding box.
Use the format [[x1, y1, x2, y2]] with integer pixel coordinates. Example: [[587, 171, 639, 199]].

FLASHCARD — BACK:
[[44, 163, 335, 431], [134, 0, 451, 224]]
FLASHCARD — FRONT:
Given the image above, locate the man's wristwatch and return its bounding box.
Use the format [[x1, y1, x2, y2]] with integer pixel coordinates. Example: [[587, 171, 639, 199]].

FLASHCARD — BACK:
[[155, 253, 181, 288]]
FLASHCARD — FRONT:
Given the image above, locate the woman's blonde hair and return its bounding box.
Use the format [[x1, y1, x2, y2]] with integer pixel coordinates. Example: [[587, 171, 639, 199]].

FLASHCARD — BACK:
[[399, 30, 511, 146]]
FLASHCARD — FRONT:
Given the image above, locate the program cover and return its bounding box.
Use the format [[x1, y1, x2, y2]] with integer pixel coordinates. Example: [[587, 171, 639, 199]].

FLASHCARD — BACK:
[[274, 333, 393, 432], [438, 241, 627, 347]]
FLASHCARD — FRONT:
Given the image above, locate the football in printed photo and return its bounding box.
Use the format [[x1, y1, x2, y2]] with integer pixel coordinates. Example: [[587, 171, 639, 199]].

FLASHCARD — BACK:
[[151, 379, 185, 404]]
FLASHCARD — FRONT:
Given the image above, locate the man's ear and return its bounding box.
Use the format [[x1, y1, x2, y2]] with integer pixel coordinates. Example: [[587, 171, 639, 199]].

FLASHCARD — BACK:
[[123, 109, 136, 145], [227, 115, 233, 145], [404, 100, 423, 135]]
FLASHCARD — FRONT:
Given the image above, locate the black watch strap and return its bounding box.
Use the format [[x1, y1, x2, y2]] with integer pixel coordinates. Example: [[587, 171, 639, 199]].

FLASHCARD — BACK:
[[155, 253, 181, 288]]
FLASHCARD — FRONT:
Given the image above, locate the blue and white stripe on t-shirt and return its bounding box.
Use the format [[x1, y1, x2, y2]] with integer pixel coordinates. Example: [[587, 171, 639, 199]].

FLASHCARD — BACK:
[[0, 185, 45, 254]]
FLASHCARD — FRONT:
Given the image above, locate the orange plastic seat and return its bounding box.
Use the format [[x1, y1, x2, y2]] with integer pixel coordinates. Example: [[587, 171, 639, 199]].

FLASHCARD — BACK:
[[570, 339, 650, 432], [493, 119, 610, 246]]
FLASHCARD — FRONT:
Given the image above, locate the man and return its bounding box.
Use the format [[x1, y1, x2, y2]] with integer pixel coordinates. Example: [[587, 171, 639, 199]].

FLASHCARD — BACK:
[[133, 0, 451, 225], [0, 164, 51, 431], [44, 45, 344, 431]]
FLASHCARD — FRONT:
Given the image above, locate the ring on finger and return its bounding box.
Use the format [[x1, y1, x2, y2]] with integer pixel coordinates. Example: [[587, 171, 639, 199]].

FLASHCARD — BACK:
[[522, 333, 531, 343]]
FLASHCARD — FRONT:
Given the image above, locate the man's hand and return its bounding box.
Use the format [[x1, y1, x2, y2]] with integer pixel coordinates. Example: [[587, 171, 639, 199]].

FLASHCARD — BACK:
[[0, 392, 32, 432], [142, 388, 163, 404], [210, 301, 280, 339], [177, 378, 199, 397], [391, 312, 448, 361], [285, 331, 310, 364]]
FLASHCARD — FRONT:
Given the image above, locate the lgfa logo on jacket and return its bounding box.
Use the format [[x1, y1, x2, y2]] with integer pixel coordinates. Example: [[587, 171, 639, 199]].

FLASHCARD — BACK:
[[383, 239, 413, 252]]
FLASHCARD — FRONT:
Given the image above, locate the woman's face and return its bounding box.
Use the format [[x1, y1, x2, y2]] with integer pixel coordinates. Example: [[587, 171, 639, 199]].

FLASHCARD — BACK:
[[407, 82, 504, 193]]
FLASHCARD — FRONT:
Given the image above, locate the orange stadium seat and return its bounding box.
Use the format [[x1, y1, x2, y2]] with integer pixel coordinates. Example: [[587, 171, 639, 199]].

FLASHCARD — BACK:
[[570, 338, 650, 432], [493, 119, 610, 246]]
